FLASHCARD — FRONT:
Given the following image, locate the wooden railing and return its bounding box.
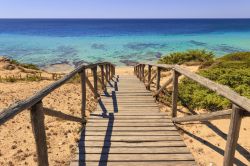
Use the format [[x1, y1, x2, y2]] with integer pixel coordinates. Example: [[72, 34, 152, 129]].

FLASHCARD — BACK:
[[0, 62, 115, 166], [134, 63, 250, 166]]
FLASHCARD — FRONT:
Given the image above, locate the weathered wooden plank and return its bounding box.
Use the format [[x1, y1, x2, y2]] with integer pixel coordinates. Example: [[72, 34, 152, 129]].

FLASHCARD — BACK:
[[83, 131, 180, 136], [70, 161, 196, 166], [75, 147, 190, 154], [88, 116, 170, 119], [83, 135, 182, 141], [87, 119, 172, 123], [73, 154, 194, 161], [84, 126, 177, 131], [78, 140, 186, 147], [91, 112, 167, 115], [86, 123, 174, 127], [172, 110, 232, 123]]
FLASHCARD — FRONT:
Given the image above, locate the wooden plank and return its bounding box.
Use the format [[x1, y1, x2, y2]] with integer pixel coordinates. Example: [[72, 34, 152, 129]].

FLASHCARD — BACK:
[[75, 147, 190, 154], [83, 131, 180, 136], [84, 126, 177, 131], [73, 154, 194, 161], [86, 123, 174, 127], [91, 112, 167, 115], [70, 161, 196, 166], [78, 140, 186, 147], [223, 105, 243, 166], [87, 119, 172, 123], [30, 101, 49, 166], [172, 110, 232, 123], [83, 135, 182, 141], [88, 116, 170, 119]]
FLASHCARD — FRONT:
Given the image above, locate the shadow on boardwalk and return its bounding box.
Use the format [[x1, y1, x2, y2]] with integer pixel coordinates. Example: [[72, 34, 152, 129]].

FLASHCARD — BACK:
[[78, 76, 118, 166]]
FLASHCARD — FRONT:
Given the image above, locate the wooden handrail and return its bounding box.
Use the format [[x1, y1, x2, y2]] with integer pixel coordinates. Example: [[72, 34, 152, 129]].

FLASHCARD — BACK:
[[0, 62, 115, 166], [135, 63, 250, 113], [134, 63, 250, 166]]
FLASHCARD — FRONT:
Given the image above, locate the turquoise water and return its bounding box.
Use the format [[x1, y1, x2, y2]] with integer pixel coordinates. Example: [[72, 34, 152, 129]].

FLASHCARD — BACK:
[[0, 19, 250, 67]]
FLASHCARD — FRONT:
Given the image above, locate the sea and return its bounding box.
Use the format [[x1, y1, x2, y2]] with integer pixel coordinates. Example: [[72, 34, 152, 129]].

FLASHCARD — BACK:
[[0, 19, 250, 67]]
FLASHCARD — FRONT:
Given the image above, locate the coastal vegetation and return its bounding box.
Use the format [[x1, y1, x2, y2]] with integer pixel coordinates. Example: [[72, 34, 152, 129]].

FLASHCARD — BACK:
[[159, 50, 250, 111]]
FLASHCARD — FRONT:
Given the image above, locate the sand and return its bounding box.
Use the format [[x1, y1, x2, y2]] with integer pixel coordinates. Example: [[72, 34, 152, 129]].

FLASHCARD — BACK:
[[0, 63, 249, 166]]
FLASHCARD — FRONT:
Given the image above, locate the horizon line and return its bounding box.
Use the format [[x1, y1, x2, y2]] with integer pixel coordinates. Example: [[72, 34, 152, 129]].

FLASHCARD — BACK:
[[0, 18, 250, 19]]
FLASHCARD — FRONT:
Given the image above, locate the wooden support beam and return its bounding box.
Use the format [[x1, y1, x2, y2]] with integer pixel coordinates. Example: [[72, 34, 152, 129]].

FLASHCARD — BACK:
[[153, 77, 173, 97], [172, 110, 232, 123], [30, 101, 49, 166], [86, 77, 95, 94], [143, 72, 149, 80], [98, 76, 105, 90], [223, 105, 243, 166], [92, 66, 98, 99], [145, 73, 157, 88], [172, 70, 180, 118], [80, 69, 86, 118]]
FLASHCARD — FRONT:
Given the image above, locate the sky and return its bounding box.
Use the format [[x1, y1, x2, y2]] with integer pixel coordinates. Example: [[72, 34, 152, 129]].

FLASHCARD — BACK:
[[0, 0, 249, 18]]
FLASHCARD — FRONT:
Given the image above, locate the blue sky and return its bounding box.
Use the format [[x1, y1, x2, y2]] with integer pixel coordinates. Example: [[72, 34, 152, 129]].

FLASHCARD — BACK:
[[0, 0, 249, 18]]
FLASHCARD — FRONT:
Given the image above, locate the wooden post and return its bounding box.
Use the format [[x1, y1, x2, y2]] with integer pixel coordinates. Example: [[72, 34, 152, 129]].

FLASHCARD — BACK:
[[223, 104, 243, 166], [105, 64, 109, 82], [156, 67, 161, 91], [142, 65, 145, 82], [137, 65, 140, 78], [92, 66, 98, 99], [80, 69, 86, 117], [109, 64, 112, 80], [172, 70, 180, 118], [30, 101, 49, 166], [100, 65, 105, 90], [140, 65, 143, 81], [147, 65, 152, 90]]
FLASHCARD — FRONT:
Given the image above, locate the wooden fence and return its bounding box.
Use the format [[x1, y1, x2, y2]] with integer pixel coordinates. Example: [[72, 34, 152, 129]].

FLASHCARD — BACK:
[[0, 62, 115, 166], [134, 63, 250, 166]]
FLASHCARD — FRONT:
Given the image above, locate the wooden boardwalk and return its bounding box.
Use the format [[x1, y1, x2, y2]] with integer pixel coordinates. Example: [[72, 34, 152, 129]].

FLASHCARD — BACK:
[[70, 75, 195, 166]]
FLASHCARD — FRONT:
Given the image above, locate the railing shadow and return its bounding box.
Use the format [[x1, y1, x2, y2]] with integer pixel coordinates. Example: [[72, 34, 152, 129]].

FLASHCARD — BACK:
[[176, 126, 247, 166], [43, 108, 83, 123], [99, 113, 114, 166], [178, 99, 250, 163]]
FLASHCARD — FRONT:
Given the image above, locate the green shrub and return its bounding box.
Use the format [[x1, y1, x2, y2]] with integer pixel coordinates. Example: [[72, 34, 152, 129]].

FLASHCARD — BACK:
[[158, 49, 214, 65], [159, 51, 250, 111], [10, 59, 39, 70]]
